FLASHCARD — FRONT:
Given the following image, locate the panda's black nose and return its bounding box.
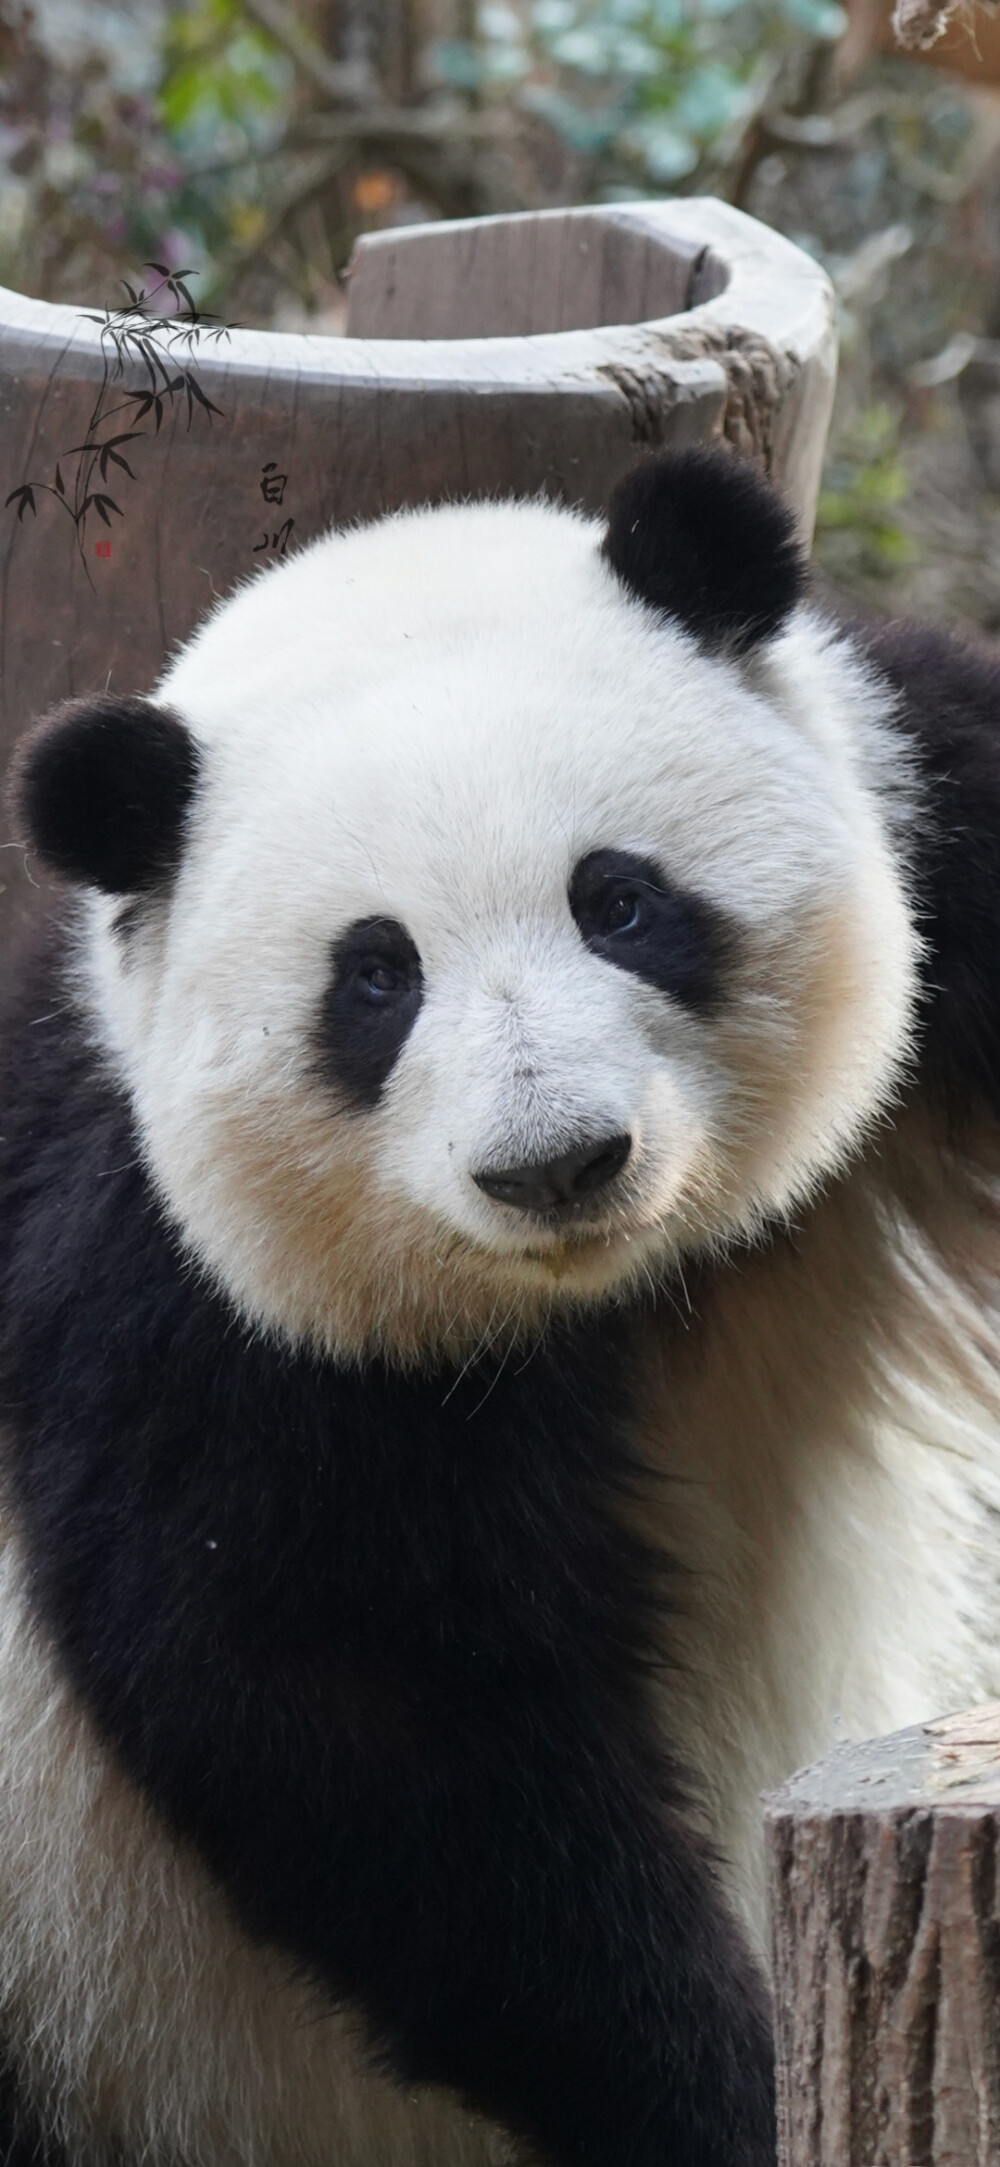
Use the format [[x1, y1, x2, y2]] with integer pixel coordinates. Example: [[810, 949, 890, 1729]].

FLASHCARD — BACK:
[[473, 1133, 632, 1215]]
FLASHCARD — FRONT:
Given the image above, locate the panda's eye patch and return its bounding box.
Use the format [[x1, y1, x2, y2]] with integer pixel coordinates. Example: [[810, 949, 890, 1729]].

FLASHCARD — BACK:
[[569, 849, 732, 1012], [316, 916, 424, 1110]]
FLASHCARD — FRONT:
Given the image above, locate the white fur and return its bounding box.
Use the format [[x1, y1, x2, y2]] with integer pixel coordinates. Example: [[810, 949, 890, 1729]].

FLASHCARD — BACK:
[[7, 491, 1000, 2159], [81, 499, 918, 1361]]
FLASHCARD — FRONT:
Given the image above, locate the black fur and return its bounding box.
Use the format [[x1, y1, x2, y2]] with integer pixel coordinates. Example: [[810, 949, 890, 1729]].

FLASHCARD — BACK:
[[11, 697, 200, 895], [0, 926, 775, 2167], [0, 2059, 68, 2167], [569, 848, 733, 1011], [861, 619, 1000, 1120], [601, 448, 806, 656], [315, 915, 424, 1110]]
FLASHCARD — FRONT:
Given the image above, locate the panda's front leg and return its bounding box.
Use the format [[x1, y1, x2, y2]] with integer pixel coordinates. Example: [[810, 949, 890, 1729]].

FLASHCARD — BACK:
[[116, 1648, 775, 2167], [304, 1694, 778, 2167]]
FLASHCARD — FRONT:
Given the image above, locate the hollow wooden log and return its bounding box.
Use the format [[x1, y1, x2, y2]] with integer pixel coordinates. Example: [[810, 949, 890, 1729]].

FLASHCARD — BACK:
[[0, 197, 834, 952], [765, 1704, 1000, 2167]]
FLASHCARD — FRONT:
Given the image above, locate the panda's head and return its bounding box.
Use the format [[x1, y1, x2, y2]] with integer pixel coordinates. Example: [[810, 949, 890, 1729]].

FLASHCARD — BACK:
[[13, 452, 919, 1364]]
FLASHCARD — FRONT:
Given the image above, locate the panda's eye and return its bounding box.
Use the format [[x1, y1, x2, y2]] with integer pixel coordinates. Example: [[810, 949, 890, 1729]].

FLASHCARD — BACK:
[[358, 959, 412, 1001], [600, 888, 644, 937]]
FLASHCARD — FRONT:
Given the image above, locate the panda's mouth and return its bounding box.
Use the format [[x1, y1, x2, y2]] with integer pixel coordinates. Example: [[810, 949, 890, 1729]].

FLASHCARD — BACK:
[[517, 1225, 641, 1281], [530, 1243, 609, 1282], [441, 1197, 665, 1292], [522, 1230, 614, 1262]]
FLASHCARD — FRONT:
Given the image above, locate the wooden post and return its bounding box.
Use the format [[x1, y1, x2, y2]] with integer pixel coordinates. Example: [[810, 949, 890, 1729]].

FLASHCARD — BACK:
[[0, 197, 835, 952], [765, 1704, 1000, 2166]]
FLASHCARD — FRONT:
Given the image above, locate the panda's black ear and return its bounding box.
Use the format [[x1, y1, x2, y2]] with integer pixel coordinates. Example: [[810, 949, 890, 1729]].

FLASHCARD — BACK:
[[602, 448, 807, 657], [11, 695, 201, 895]]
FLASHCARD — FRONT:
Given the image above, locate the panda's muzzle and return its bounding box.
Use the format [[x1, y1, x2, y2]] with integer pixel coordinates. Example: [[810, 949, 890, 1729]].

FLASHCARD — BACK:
[[472, 1132, 632, 1217]]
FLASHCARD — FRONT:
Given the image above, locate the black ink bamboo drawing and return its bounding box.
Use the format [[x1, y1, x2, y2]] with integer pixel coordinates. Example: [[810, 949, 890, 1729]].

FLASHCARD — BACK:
[[5, 266, 229, 585]]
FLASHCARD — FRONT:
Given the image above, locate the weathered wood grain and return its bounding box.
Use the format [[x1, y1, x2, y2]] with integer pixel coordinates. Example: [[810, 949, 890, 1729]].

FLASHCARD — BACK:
[[766, 1705, 1000, 2167], [0, 198, 835, 950], [345, 199, 837, 521]]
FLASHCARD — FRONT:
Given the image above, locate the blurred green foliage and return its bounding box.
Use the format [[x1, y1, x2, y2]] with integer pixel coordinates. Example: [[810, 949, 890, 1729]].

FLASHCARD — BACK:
[[816, 402, 917, 577], [126, 0, 859, 326], [160, 0, 290, 137], [430, 0, 844, 187]]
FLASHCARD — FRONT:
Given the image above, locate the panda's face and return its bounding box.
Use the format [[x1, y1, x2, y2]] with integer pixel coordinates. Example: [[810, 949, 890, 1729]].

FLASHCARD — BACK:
[[66, 478, 917, 1363]]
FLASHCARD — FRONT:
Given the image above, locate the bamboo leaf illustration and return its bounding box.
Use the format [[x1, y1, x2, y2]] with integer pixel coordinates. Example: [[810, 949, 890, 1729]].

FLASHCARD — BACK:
[[103, 447, 137, 480], [187, 375, 224, 420], [128, 335, 159, 391], [8, 263, 227, 582], [141, 338, 174, 388], [98, 432, 143, 479]]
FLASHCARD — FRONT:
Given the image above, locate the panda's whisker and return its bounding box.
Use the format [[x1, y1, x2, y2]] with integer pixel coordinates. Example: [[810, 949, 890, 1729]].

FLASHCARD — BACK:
[[321, 814, 392, 909], [439, 1292, 510, 1404], [462, 1315, 521, 1421], [439, 1305, 499, 1400]]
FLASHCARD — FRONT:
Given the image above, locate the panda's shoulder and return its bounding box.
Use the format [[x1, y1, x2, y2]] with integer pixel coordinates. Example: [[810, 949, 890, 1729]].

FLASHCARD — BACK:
[[850, 615, 1000, 1118]]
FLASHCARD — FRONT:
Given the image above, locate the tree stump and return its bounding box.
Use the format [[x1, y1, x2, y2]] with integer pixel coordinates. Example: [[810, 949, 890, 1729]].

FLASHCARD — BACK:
[[766, 1704, 1000, 2166], [0, 196, 835, 954]]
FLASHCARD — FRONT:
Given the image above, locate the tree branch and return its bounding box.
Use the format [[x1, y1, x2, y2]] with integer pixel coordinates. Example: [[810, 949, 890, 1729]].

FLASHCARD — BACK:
[[188, 106, 515, 183], [238, 0, 373, 106], [891, 0, 998, 49]]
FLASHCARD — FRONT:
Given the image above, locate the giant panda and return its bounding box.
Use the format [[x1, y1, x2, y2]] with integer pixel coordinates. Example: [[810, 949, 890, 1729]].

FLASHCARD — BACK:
[[2, 445, 1000, 2167]]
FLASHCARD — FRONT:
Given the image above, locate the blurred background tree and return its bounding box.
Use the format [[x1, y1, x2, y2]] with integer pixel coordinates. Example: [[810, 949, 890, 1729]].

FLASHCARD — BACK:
[[4, 0, 1000, 628]]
